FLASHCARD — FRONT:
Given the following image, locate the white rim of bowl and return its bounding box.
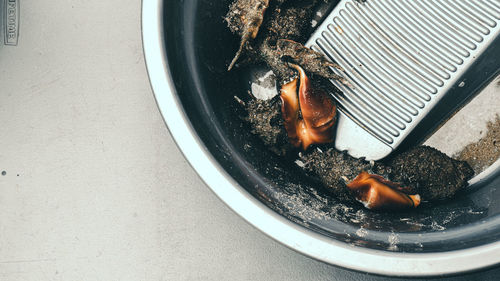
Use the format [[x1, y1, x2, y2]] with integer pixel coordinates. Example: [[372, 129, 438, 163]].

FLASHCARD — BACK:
[[141, 0, 500, 276]]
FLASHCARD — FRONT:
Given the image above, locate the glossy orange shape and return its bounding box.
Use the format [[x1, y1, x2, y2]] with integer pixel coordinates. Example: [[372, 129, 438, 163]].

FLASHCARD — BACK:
[[346, 171, 421, 210], [280, 64, 337, 150]]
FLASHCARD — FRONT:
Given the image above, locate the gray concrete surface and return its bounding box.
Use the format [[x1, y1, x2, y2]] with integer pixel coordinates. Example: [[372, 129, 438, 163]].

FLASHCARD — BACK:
[[0, 1, 498, 280]]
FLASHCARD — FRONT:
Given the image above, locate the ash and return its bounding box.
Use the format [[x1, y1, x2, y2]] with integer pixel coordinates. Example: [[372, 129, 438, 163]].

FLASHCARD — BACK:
[[230, 0, 475, 205], [387, 146, 473, 201], [457, 115, 500, 174], [244, 98, 292, 155], [244, 97, 474, 202]]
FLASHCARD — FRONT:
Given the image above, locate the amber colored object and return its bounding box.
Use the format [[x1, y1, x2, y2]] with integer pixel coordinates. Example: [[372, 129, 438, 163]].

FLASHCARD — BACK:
[[280, 64, 337, 150], [346, 171, 421, 210]]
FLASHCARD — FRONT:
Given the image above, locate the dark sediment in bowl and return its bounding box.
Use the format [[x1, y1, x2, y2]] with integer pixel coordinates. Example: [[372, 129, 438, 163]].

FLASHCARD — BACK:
[[145, 0, 500, 275]]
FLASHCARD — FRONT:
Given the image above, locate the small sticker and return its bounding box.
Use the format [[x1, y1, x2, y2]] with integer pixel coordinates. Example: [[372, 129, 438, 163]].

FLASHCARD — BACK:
[[4, 0, 19, 46]]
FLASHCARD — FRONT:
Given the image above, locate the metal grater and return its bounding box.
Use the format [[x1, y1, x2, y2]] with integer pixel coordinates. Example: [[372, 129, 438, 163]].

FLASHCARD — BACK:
[[306, 0, 500, 160]]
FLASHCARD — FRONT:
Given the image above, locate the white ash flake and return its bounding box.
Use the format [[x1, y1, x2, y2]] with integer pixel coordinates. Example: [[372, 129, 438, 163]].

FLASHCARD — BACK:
[[250, 70, 278, 100], [355, 227, 368, 238], [295, 160, 305, 167], [387, 232, 400, 251]]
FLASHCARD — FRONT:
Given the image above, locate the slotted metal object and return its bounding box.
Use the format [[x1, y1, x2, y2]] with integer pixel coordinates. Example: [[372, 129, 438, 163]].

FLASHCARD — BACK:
[[306, 0, 500, 160]]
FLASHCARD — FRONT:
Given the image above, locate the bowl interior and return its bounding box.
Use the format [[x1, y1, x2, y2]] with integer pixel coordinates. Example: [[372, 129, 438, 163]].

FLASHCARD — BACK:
[[163, 0, 500, 253]]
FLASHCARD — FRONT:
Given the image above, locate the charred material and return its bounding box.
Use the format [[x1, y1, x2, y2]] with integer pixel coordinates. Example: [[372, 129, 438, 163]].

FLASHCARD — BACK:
[[256, 39, 296, 82], [300, 148, 389, 201], [386, 146, 474, 201], [257, 0, 323, 44], [277, 39, 349, 86], [226, 0, 341, 84], [244, 97, 474, 204], [225, 0, 270, 71], [229, 0, 475, 209], [299, 145, 474, 203], [244, 97, 292, 155]]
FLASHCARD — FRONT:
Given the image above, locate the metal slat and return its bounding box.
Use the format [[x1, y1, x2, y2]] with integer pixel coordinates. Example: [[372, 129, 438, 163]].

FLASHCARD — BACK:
[[306, 0, 500, 159]]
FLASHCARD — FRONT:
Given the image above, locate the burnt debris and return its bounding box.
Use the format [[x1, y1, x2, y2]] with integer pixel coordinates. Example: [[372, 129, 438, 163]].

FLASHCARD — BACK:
[[229, 0, 475, 208], [225, 0, 270, 71], [386, 146, 474, 201], [226, 0, 340, 84]]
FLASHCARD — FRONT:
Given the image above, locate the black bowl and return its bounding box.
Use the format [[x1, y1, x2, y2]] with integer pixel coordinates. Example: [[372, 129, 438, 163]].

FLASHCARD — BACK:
[[143, 0, 500, 276]]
